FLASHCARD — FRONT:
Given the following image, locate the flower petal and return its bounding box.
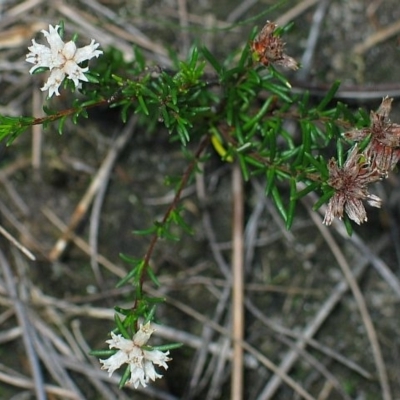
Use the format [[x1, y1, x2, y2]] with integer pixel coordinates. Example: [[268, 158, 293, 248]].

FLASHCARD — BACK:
[[26, 24, 103, 96], [323, 193, 345, 225], [106, 332, 134, 352], [143, 349, 171, 369], [128, 363, 148, 388], [366, 194, 382, 208], [63, 60, 88, 87], [99, 325, 171, 388], [43, 25, 64, 52], [100, 350, 129, 376], [143, 359, 163, 382], [26, 41, 53, 71], [345, 198, 367, 225], [133, 322, 154, 346], [62, 41, 77, 60], [41, 68, 66, 97], [74, 39, 103, 63]]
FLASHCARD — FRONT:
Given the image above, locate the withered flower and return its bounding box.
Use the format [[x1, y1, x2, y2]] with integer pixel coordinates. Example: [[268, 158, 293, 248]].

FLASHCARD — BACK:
[[323, 145, 382, 225], [250, 21, 299, 70], [344, 97, 400, 175]]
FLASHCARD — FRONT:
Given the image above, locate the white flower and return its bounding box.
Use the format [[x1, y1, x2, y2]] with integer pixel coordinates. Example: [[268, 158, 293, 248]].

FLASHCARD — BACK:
[[100, 322, 171, 388], [26, 24, 103, 97]]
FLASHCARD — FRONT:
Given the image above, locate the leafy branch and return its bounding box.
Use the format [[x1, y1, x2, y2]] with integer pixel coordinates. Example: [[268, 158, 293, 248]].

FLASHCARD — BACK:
[[1, 18, 394, 390]]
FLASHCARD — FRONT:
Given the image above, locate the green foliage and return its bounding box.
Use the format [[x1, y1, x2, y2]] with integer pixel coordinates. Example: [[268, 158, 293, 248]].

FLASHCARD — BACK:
[[0, 115, 35, 144], [23, 34, 370, 237], [3, 30, 369, 277], [0, 22, 380, 378]]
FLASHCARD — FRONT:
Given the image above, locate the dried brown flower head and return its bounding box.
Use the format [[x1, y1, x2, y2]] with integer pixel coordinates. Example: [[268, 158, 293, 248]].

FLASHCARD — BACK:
[[323, 145, 382, 225], [344, 97, 400, 175], [250, 21, 299, 70]]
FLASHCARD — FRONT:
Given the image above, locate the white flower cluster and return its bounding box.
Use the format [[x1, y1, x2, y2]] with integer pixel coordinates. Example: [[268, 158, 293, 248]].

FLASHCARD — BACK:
[[100, 322, 171, 388], [26, 24, 103, 97]]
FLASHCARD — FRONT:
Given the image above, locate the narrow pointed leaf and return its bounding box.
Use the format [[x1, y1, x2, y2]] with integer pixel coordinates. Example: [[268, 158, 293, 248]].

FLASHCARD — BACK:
[[119, 366, 131, 389], [271, 186, 287, 222], [286, 179, 297, 229], [316, 80, 341, 112], [114, 314, 130, 339]]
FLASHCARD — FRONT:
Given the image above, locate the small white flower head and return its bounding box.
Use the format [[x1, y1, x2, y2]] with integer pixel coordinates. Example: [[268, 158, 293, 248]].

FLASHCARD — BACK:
[[99, 322, 171, 389], [26, 24, 103, 97]]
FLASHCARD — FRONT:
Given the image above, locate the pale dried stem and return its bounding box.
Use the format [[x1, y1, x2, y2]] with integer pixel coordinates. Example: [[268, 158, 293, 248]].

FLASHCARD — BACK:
[[185, 164, 232, 397], [0, 248, 45, 398], [353, 18, 400, 55], [48, 116, 137, 262], [151, 288, 316, 400], [276, 0, 321, 26], [310, 211, 392, 400], [56, 0, 170, 63], [255, 186, 390, 399], [227, 0, 260, 23], [0, 370, 80, 399], [0, 0, 46, 29], [297, 0, 332, 81], [88, 118, 137, 286], [177, 0, 190, 56], [42, 206, 126, 277], [231, 162, 245, 400], [0, 224, 35, 260]]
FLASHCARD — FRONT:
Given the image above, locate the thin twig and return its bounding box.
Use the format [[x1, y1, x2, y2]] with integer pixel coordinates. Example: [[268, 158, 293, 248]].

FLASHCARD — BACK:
[[335, 222, 400, 300], [0, 224, 35, 260], [297, 0, 332, 81], [254, 220, 389, 399], [0, 248, 45, 399], [245, 295, 374, 380], [276, 0, 321, 26], [304, 200, 392, 400], [278, 335, 352, 400], [196, 163, 231, 279], [186, 286, 231, 398], [185, 161, 232, 398], [207, 334, 231, 399], [0, 370, 79, 399], [0, 0, 46, 29], [139, 136, 210, 286], [14, 251, 84, 399], [227, 0, 260, 23], [177, 0, 190, 56], [148, 289, 316, 400], [70, 320, 121, 399], [30, 284, 259, 367], [48, 116, 137, 262], [353, 18, 400, 55], [31, 322, 85, 399], [31, 85, 43, 170], [89, 116, 138, 286], [0, 170, 30, 215], [56, 0, 170, 64], [42, 207, 126, 278]]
